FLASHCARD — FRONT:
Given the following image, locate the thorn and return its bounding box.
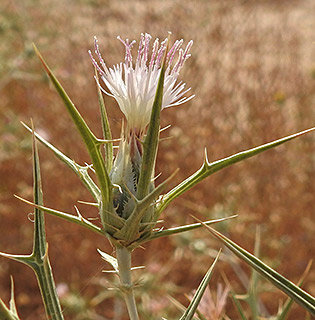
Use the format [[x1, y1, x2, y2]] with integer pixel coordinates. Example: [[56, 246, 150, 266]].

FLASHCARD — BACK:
[[96, 138, 122, 145], [77, 200, 99, 207], [160, 168, 179, 186], [160, 124, 171, 133], [14, 194, 34, 206], [140, 221, 158, 226], [159, 136, 174, 143], [87, 217, 99, 221], [107, 287, 118, 291], [121, 181, 138, 203], [113, 183, 123, 194], [33, 43, 51, 75], [190, 214, 238, 225], [130, 266, 145, 271], [204, 147, 209, 165], [152, 172, 162, 182], [10, 275, 16, 303], [74, 205, 83, 219], [102, 270, 118, 274], [84, 162, 95, 173]]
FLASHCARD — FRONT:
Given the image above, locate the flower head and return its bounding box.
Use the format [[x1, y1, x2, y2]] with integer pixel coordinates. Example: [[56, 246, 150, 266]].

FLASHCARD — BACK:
[[89, 33, 194, 133]]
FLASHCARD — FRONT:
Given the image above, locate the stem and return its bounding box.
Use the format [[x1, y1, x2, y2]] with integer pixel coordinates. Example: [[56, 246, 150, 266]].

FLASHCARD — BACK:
[[116, 247, 139, 320], [33, 257, 64, 320], [30, 122, 64, 320]]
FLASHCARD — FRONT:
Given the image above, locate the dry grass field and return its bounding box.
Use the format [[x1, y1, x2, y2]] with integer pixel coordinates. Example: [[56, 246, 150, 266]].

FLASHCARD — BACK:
[[0, 0, 314, 319]]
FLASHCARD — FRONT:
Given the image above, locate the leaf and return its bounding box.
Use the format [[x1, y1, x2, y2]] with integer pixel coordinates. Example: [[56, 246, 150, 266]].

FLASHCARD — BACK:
[[137, 35, 170, 202], [143, 215, 237, 243], [31, 120, 46, 260], [29, 125, 64, 319], [179, 250, 221, 320], [14, 195, 104, 236], [33, 44, 113, 227], [167, 295, 199, 320], [248, 227, 261, 319], [158, 127, 315, 213], [229, 291, 247, 320], [201, 223, 315, 316], [276, 261, 312, 320], [22, 122, 101, 201], [0, 128, 65, 320], [95, 68, 113, 172]]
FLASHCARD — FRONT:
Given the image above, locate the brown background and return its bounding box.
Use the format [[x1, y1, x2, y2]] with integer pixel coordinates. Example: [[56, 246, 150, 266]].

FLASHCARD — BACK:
[[0, 0, 314, 319]]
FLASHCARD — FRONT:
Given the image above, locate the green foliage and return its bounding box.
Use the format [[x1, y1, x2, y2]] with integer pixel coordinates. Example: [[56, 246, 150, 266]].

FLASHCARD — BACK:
[[179, 250, 221, 320], [157, 128, 315, 215], [0, 127, 64, 320], [1, 37, 315, 320], [198, 222, 315, 316]]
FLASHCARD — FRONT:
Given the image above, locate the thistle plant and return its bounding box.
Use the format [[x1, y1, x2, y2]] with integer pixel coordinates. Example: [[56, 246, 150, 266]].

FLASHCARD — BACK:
[[1, 33, 315, 320]]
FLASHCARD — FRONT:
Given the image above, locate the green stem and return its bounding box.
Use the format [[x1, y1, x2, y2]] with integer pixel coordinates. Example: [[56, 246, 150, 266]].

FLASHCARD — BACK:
[[33, 256, 64, 320], [30, 122, 64, 320], [116, 247, 139, 320]]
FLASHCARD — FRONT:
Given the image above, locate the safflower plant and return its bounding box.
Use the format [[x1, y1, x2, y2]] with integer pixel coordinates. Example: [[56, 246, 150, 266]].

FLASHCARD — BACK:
[[1, 33, 315, 320]]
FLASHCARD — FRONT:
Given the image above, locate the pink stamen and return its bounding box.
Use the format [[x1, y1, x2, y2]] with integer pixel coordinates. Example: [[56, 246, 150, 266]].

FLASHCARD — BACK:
[[136, 33, 145, 66], [149, 38, 159, 69], [181, 40, 193, 65], [142, 33, 152, 65], [155, 38, 167, 68], [117, 36, 136, 65], [88, 50, 105, 76], [167, 39, 183, 66], [172, 48, 183, 74], [93, 37, 110, 76]]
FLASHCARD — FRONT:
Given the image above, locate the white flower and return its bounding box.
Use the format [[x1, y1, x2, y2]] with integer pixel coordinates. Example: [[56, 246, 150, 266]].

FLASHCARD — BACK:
[[89, 33, 194, 133]]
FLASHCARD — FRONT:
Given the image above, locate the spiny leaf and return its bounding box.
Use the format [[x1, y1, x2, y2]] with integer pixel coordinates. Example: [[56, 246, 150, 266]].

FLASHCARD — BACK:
[[33, 44, 97, 145], [22, 122, 101, 201], [95, 67, 113, 172], [30, 126, 64, 319], [248, 227, 261, 319], [143, 215, 237, 243], [229, 291, 247, 320], [137, 35, 170, 201], [31, 120, 46, 260], [179, 250, 221, 320], [276, 261, 312, 320], [33, 44, 113, 225], [221, 271, 247, 320], [0, 131, 65, 319], [200, 223, 315, 316], [158, 127, 315, 213], [14, 195, 104, 236], [167, 295, 199, 320]]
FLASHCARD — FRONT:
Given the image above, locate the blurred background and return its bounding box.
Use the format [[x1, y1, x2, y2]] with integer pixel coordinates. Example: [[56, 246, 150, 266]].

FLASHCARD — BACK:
[[0, 0, 314, 319]]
